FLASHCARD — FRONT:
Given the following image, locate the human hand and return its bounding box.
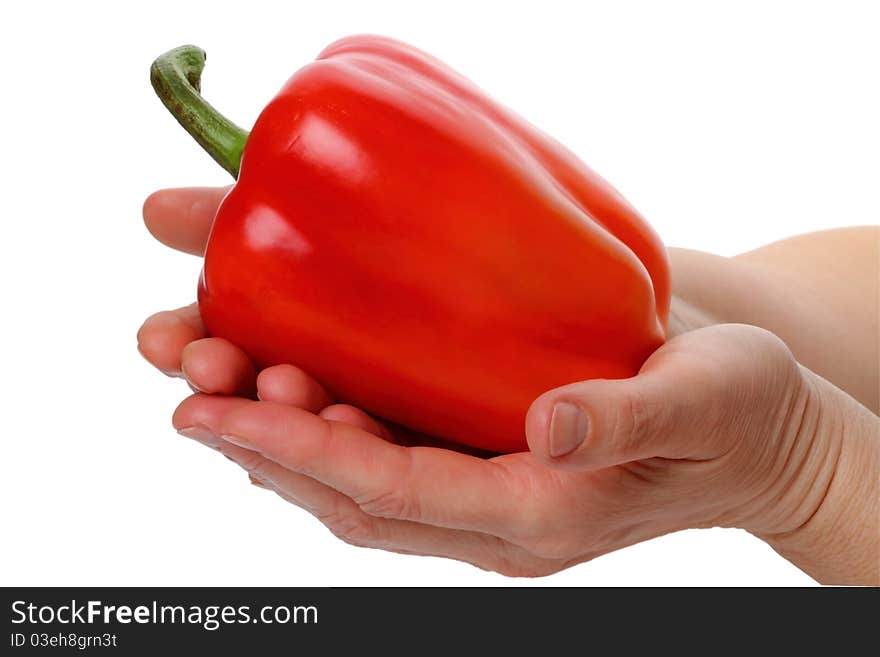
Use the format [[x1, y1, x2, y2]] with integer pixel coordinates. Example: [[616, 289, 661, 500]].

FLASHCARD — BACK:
[[171, 322, 854, 579], [140, 187, 876, 582]]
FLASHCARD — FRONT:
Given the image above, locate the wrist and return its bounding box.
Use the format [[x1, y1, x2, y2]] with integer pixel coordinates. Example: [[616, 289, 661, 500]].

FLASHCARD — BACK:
[[736, 368, 836, 537], [745, 369, 879, 585]]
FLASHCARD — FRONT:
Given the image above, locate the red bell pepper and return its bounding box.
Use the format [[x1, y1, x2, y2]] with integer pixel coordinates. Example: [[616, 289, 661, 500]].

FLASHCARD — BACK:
[[150, 36, 670, 453]]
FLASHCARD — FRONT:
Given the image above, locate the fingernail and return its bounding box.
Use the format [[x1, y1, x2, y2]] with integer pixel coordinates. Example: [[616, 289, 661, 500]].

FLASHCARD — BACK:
[[549, 402, 588, 457], [221, 434, 252, 449], [178, 425, 221, 450], [180, 363, 204, 391]]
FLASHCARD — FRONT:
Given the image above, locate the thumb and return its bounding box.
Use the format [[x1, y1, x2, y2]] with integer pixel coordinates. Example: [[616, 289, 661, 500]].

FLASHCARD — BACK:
[[525, 324, 801, 471], [525, 374, 688, 471]]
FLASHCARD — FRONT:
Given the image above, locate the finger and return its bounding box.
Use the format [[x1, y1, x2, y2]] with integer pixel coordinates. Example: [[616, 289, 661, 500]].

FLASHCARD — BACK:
[[172, 393, 254, 443], [174, 396, 343, 512], [218, 401, 524, 537], [174, 396, 363, 524], [181, 337, 256, 396], [137, 303, 205, 376], [256, 366, 391, 438], [315, 403, 477, 451], [143, 186, 230, 256], [319, 404, 395, 441], [257, 371, 485, 453], [220, 441, 558, 577], [317, 402, 459, 450], [217, 437, 349, 516], [525, 324, 800, 470], [174, 398, 557, 576], [256, 364, 332, 412], [249, 474, 270, 489], [173, 394, 564, 576], [256, 362, 454, 445]]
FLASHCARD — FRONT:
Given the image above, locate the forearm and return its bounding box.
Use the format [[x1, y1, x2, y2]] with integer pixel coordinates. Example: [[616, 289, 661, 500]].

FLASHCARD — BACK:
[[668, 226, 879, 412], [753, 369, 879, 585]]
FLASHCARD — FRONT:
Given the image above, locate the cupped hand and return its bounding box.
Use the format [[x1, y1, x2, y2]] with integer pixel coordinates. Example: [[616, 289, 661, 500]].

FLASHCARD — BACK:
[[172, 323, 822, 577], [138, 187, 827, 577]]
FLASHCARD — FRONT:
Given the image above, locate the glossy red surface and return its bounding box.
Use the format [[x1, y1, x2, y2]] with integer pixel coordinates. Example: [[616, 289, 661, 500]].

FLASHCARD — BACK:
[[199, 35, 670, 452]]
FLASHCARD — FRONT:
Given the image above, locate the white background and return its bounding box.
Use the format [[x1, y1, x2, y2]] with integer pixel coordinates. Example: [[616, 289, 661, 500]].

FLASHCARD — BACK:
[[2, 0, 877, 586]]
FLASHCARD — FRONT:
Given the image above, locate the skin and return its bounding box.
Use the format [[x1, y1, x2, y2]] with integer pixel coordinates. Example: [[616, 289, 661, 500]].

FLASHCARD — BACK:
[[139, 187, 879, 584]]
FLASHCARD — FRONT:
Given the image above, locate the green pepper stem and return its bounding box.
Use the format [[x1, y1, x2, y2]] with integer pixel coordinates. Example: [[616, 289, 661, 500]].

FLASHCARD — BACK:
[[150, 45, 249, 179]]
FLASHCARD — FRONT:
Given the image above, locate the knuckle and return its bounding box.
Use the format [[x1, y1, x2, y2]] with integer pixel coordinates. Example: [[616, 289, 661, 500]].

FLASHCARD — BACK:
[[356, 487, 419, 521], [724, 325, 799, 384], [753, 330, 801, 385], [612, 390, 651, 450], [353, 450, 420, 521], [320, 511, 378, 548], [231, 450, 267, 473], [741, 325, 791, 356]]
